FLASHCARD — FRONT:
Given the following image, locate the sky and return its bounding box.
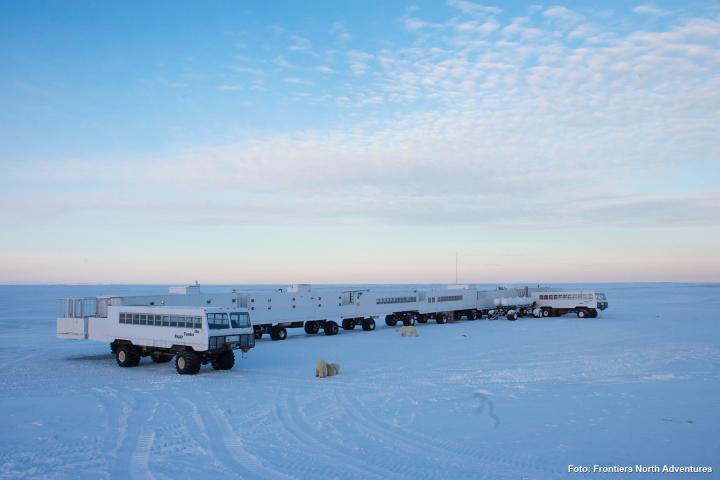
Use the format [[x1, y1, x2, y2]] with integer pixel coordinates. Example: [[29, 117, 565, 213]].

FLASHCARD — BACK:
[[0, 0, 719, 284]]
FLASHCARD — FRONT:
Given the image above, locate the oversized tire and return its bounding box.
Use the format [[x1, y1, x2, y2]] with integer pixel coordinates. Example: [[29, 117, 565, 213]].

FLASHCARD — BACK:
[[417, 315, 428, 324], [270, 326, 287, 341], [211, 350, 235, 370], [362, 318, 376, 331], [577, 309, 586, 318], [436, 314, 447, 324], [468, 311, 478, 320], [542, 308, 551, 317], [385, 315, 397, 327], [342, 319, 355, 330], [151, 352, 172, 363], [324, 321, 339, 336], [116, 344, 141, 367], [506, 311, 518, 321], [589, 309, 598, 318], [304, 321, 320, 334], [254, 327, 263, 340], [176, 351, 201, 375]]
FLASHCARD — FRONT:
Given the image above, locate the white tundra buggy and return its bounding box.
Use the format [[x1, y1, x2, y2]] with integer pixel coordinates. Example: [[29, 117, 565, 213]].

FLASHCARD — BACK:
[[57, 300, 255, 374]]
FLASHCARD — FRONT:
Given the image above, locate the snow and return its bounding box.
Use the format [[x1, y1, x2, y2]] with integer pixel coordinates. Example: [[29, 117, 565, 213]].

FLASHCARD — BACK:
[[1, 283, 719, 479]]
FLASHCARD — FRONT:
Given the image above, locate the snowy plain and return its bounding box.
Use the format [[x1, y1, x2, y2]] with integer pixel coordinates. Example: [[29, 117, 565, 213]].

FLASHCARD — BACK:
[[0, 283, 719, 480]]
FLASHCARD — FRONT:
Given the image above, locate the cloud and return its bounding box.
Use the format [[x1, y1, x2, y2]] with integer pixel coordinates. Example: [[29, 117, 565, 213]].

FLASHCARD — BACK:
[[447, 0, 502, 15], [330, 21, 352, 41], [288, 34, 312, 53], [314, 65, 336, 74], [632, 4, 670, 16], [272, 55, 293, 68], [283, 76, 312, 85], [215, 84, 243, 91], [347, 50, 374, 75], [231, 65, 264, 75], [5, 5, 719, 232], [543, 5, 585, 24]]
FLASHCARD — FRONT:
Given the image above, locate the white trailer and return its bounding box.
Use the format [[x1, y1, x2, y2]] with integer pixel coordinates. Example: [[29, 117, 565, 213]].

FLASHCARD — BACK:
[[532, 291, 609, 318], [57, 300, 255, 374]]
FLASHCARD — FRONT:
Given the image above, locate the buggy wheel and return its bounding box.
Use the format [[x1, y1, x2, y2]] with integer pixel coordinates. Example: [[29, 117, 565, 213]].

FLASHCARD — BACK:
[[116, 344, 141, 367], [211, 350, 235, 370], [270, 326, 287, 341], [304, 321, 320, 334], [324, 321, 339, 336], [362, 318, 376, 331], [175, 351, 201, 375]]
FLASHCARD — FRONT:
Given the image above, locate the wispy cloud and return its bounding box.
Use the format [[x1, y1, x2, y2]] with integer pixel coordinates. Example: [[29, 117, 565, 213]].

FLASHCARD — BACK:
[[632, 4, 670, 16], [215, 84, 243, 91], [272, 55, 293, 68], [330, 21, 352, 42], [288, 34, 313, 53], [6, 5, 720, 232]]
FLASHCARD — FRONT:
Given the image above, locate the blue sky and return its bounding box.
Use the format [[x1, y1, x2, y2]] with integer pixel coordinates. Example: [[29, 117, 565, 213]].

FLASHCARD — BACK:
[[1, 0, 719, 283]]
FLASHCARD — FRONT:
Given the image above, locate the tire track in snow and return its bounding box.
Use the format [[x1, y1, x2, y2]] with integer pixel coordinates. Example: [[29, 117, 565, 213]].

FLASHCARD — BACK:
[[180, 399, 241, 478], [337, 389, 562, 479], [103, 390, 157, 480], [199, 392, 295, 480], [128, 394, 159, 480], [272, 387, 395, 480], [333, 389, 491, 480], [129, 431, 155, 480]]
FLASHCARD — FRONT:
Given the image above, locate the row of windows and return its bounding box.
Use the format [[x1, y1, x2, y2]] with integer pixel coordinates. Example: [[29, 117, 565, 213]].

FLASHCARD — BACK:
[[208, 312, 251, 330], [539, 293, 593, 300], [437, 295, 463, 302], [119, 313, 202, 329], [376, 296, 417, 305]]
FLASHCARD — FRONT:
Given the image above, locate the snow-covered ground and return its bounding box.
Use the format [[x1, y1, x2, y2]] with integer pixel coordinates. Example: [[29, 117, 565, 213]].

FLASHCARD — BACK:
[[1, 283, 719, 479]]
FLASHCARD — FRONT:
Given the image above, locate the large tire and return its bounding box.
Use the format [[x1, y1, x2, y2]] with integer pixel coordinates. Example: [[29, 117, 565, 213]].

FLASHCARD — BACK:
[[589, 309, 598, 318], [362, 318, 376, 331], [542, 308, 551, 317], [506, 311, 518, 321], [468, 310, 478, 320], [176, 351, 201, 375], [417, 315, 428, 324], [342, 319, 355, 330], [211, 350, 235, 370], [436, 314, 447, 324], [577, 309, 586, 318], [304, 321, 320, 334], [402, 316, 415, 326], [254, 327, 263, 340], [151, 352, 172, 363], [116, 344, 141, 367], [270, 326, 287, 341], [324, 321, 339, 336], [385, 315, 397, 327]]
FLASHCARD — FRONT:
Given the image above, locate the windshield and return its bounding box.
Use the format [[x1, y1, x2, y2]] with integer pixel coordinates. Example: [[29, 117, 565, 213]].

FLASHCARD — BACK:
[[230, 312, 250, 328], [207, 312, 229, 329], [595, 293, 607, 301]]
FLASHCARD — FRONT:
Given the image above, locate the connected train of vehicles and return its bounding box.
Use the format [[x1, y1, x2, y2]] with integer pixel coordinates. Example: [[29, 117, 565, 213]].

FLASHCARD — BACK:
[[57, 284, 608, 374]]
